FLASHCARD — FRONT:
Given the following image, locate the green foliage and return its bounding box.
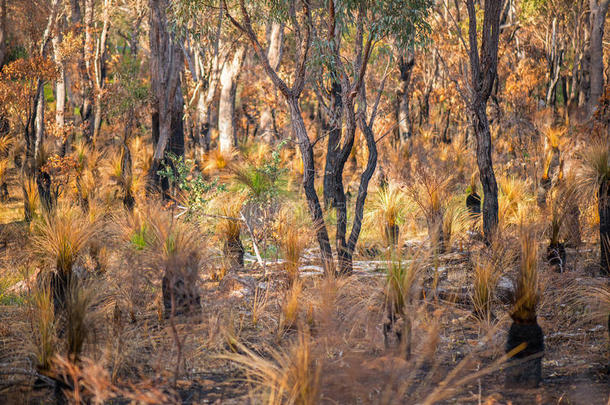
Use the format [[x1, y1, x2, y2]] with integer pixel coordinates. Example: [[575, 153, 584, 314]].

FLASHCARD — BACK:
[[130, 223, 151, 250], [234, 141, 288, 203], [158, 152, 224, 216], [108, 54, 149, 119]]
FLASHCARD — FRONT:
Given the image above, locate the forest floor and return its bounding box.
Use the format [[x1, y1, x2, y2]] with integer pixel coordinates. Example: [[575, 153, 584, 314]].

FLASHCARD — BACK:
[[0, 179, 608, 404]]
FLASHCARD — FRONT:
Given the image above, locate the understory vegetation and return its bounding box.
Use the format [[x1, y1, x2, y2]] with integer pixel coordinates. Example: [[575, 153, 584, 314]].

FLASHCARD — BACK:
[[0, 0, 609, 404]]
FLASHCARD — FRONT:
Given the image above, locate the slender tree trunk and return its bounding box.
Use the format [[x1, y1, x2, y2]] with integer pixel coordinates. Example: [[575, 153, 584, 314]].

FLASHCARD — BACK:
[[147, 0, 184, 192], [287, 97, 335, 274], [53, 33, 66, 130], [588, 0, 610, 116], [92, 0, 112, 144], [81, 0, 95, 143], [466, 0, 501, 243], [0, 0, 6, 69], [546, 17, 564, 109], [323, 80, 342, 208], [218, 46, 245, 153], [397, 53, 415, 144], [260, 22, 284, 143]]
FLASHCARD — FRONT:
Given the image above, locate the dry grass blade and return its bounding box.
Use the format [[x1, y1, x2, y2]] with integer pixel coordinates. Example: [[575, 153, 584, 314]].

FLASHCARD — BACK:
[[219, 329, 320, 405]]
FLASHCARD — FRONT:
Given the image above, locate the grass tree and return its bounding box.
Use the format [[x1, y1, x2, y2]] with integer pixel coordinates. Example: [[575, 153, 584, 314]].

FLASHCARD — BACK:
[[505, 228, 544, 388], [582, 140, 610, 275], [223, 0, 431, 275]]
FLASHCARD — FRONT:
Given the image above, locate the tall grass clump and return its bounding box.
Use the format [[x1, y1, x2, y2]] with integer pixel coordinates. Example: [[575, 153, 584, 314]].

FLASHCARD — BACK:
[[580, 140, 610, 275], [222, 329, 320, 405], [384, 251, 424, 358], [471, 253, 502, 323], [29, 286, 56, 373], [276, 207, 310, 283], [22, 176, 39, 222], [368, 180, 406, 248], [33, 207, 94, 314], [148, 208, 202, 317], [505, 227, 544, 388], [406, 169, 451, 253], [212, 194, 246, 270]]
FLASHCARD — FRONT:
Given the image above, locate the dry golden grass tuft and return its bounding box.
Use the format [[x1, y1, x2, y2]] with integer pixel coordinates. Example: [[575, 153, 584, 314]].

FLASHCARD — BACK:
[[276, 206, 310, 282], [511, 227, 541, 323], [32, 206, 95, 275], [220, 328, 320, 405]]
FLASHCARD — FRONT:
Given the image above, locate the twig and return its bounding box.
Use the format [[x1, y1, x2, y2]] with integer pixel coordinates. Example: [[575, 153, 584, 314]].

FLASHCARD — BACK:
[[240, 211, 264, 270]]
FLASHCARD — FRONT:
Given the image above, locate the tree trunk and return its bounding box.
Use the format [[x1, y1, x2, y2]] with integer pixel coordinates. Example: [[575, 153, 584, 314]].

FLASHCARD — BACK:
[[218, 47, 245, 153], [92, 0, 111, 144], [588, 0, 610, 116], [397, 53, 415, 144], [472, 101, 500, 241], [322, 80, 342, 209], [287, 97, 335, 275], [466, 0, 501, 243], [147, 0, 184, 193], [505, 321, 544, 388], [259, 22, 284, 143], [545, 17, 564, 109], [81, 0, 95, 143], [53, 33, 66, 130], [0, 0, 6, 69]]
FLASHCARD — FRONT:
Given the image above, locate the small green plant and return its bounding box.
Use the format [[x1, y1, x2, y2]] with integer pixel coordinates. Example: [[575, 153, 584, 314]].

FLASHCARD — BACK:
[[158, 152, 224, 217], [233, 141, 288, 203]]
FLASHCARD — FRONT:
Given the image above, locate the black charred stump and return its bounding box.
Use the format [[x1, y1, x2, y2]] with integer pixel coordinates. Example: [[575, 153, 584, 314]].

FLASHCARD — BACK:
[[224, 234, 244, 269], [162, 274, 201, 318], [505, 319, 544, 388], [466, 192, 481, 216]]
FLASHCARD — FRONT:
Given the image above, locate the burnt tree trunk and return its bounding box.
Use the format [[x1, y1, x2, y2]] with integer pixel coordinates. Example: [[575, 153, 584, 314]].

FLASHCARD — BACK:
[[466, 0, 501, 243], [323, 80, 342, 209], [287, 97, 335, 274], [397, 53, 415, 145]]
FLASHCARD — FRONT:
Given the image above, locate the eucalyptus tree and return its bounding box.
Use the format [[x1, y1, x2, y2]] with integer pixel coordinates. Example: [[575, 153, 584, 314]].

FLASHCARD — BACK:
[[588, 0, 610, 116], [147, 0, 185, 192], [224, 0, 431, 275], [464, 0, 502, 243]]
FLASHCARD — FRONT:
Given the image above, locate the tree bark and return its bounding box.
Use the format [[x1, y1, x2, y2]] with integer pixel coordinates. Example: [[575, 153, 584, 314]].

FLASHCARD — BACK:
[[287, 97, 335, 274], [322, 80, 342, 209], [588, 0, 610, 116], [466, 0, 501, 242], [92, 0, 112, 144], [0, 0, 6, 69], [259, 22, 284, 143], [53, 33, 66, 130], [81, 0, 95, 143], [218, 46, 245, 153], [147, 0, 184, 192], [397, 53, 415, 144]]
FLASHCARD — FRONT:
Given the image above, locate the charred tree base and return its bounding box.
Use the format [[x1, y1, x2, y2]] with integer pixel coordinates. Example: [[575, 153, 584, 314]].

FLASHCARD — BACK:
[[384, 224, 400, 248], [505, 322, 544, 389], [162, 275, 201, 318], [466, 192, 481, 215], [223, 235, 244, 269]]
